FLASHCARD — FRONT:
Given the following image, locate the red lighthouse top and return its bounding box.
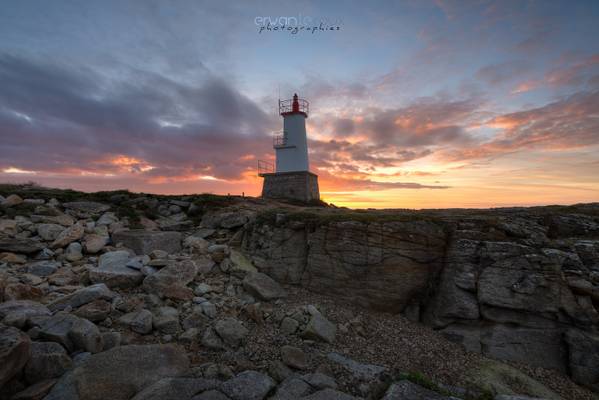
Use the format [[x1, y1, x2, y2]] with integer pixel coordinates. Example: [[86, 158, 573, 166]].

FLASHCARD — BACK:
[[279, 93, 309, 118]]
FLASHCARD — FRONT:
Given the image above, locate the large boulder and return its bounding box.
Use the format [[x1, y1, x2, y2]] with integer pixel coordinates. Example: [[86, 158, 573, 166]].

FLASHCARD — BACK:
[[301, 308, 336, 344], [11, 379, 57, 400], [26, 260, 61, 277], [0, 325, 30, 386], [3, 283, 43, 301], [0, 237, 45, 254], [34, 313, 79, 351], [381, 381, 452, 399], [326, 353, 386, 382], [48, 283, 115, 312], [74, 300, 112, 322], [112, 230, 182, 255], [2, 194, 23, 206], [213, 318, 248, 348], [464, 359, 561, 400], [142, 260, 198, 300], [272, 376, 312, 398], [243, 272, 286, 301], [130, 378, 219, 400], [24, 341, 72, 383], [51, 223, 85, 248], [220, 370, 275, 400], [69, 318, 104, 353], [44, 344, 189, 400], [0, 300, 51, 324], [280, 345, 309, 370], [0, 219, 17, 235], [152, 307, 180, 334], [228, 249, 258, 275], [83, 234, 109, 254], [37, 223, 65, 241], [201, 211, 253, 229], [120, 309, 153, 335], [31, 213, 75, 227], [89, 251, 143, 288]]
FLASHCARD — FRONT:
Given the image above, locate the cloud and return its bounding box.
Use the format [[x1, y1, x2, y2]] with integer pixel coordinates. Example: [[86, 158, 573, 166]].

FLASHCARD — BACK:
[[441, 89, 599, 161], [360, 97, 479, 147], [316, 168, 449, 192], [332, 118, 355, 136], [476, 61, 530, 85], [0, 52, 275, 184], [511, 53, 599, 93]]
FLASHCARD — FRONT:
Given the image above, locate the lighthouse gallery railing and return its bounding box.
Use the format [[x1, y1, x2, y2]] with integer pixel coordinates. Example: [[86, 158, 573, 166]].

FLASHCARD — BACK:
[[278, 98, 309, 115]]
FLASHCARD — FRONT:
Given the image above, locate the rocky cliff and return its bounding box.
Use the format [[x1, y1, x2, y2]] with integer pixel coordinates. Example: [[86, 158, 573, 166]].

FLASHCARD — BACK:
[[242, 206, 599, 391], [1, 184, 598, 400]]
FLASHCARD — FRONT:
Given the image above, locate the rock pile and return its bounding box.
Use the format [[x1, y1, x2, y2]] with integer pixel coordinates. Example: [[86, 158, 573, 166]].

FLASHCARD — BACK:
[[0, 188, 596, 400]]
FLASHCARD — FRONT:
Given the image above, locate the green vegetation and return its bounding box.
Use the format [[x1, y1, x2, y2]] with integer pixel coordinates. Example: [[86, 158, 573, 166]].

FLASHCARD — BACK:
[[398, 371, 453, 397], [0, 183, 240, 226], [189, 193, 236, 210], [255, 207, 445, 227]]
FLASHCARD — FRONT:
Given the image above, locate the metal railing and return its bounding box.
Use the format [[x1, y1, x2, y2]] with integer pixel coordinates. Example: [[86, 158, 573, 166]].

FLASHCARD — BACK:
[[257, 160, 274, 175], [279, 98, 309, 115], [273, 130, 287, 148]]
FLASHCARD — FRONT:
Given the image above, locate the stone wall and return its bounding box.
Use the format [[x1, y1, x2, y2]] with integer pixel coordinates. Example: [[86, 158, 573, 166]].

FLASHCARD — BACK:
[[242, 207, 599, 391], [260, 171, 319, 203]]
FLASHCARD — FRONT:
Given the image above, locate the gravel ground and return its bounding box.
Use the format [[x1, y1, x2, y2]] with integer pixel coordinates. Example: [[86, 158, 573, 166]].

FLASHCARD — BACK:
[[246, 285, 597, 400], [117, 278, 597, 400]]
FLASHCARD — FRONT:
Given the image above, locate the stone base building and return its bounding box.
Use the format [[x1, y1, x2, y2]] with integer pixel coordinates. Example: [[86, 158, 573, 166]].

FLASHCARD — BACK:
[[260, 171, 319, 203]]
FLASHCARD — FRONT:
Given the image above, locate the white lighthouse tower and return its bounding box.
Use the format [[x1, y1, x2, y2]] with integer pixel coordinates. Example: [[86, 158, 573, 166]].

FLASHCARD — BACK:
[[259, 93, 320, 202], [275, 93, 310, 172]]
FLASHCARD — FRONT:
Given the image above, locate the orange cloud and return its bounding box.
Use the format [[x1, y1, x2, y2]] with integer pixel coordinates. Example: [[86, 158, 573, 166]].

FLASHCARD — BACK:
[[511, 80, 540, 94]]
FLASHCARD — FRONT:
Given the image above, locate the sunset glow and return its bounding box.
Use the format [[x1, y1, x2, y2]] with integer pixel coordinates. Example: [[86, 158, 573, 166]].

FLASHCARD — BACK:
[[1, 1, 598, 208]]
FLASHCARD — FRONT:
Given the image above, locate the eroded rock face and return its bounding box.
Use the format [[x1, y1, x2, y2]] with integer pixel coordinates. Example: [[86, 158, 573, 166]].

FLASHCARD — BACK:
[[244, 219, 446, 312], [565, 329, 599, 391], [244, 208, 599, 383]]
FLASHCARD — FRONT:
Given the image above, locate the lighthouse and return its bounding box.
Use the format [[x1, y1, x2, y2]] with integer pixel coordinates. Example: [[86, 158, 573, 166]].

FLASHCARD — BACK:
[[259, 93, 320, 202]]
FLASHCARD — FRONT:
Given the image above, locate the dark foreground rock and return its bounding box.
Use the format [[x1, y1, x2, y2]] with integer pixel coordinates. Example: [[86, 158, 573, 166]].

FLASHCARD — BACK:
[[0, 324, 31, 386], [44, 344, 189, 400]]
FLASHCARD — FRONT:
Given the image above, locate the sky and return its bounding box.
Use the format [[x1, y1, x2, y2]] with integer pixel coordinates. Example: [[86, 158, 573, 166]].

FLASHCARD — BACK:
[[0, 0, 598, 209]]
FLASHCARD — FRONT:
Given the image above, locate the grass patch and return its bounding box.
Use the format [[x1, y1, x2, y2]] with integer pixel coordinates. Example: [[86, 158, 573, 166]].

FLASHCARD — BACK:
[[255, 207, 446, 227], [399, 371, 452, 396], [113, 204, 142, 229], [189, 193, 236, 209]]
